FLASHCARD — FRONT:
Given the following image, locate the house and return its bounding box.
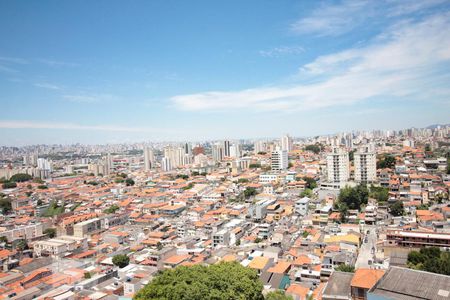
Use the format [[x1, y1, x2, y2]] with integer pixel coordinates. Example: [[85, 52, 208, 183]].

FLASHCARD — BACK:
[[351, 269, 385, 300], [368, 266, 450, 300], [322, 271, 353, 300]]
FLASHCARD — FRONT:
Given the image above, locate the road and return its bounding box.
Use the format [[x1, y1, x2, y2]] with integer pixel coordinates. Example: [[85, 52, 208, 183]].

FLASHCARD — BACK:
[[355, 226, 377, 269]]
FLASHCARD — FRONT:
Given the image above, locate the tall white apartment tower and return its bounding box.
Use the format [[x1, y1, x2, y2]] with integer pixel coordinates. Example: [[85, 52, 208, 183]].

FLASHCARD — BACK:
[[223, 140, 231, 157], [143, 147, 154, 171], [281, 134, 293, 152], [271, 149, 288, 170], [212, 143, 225, 162], [254, 141, 266, 154], [326, 147, 349, 183], [161, 157, 172, 172], [354, 144, 376, 183]]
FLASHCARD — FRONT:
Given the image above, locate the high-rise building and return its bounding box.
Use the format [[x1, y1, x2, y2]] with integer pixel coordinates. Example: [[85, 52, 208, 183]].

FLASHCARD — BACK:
[[230, 144, 242, 158], [212, 143, 224, 162], [184, 143, 192, 155], [271, 149, 288, 170], [161, 157, 172, 172], [326, 147, 349, 183], [254, 141, 266, 154], [143, 147, 154, 171], [281, 134, 293, 152], [223, 140, 231, 157], [354, 144, 376, 183]]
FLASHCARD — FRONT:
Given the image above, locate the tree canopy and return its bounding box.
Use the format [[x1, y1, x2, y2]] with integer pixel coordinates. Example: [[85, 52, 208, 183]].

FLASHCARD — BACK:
[[112, 254, 130, 268], [407, 247, 450, 275], [377, 155, 396, 169], [338, 184, 368, 210], [369, 185, 389, 203], [304, 144, 322, 154], [335, 264, 355, 273], [10, 173, 33, 182], [389, 201, 404, 216], [134, 262, 264, 300], [265, 291, 293, 300]]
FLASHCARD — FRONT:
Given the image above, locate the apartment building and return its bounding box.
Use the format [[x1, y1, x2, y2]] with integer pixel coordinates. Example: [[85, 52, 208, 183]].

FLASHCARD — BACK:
[[327, 147, 349, 184]]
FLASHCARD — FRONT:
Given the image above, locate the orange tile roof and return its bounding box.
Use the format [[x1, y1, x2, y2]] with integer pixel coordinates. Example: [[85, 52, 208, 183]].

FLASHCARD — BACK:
[[267, 260, 291, 274], [351, 269, 385, 289]]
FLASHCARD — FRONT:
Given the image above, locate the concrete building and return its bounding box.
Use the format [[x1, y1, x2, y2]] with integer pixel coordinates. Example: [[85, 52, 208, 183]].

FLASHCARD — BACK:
[[327, 147, 349, 184], [281, 134, 293, 152], [271, 149, 288, 171], [143, 147, 154, 171], [295, 197, 310, 216], [354, 144, 376, 183]]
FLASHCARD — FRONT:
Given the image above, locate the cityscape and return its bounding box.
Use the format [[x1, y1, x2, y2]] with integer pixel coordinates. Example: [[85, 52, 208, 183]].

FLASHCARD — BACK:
[[1, 1, 450, 300]]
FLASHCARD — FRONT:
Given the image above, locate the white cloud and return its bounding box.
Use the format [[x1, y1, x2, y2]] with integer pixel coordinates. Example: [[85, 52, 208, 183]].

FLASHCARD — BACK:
[[0, 120, 172, 133], [172, 13, 450, 112], [37, 59, 79, 67], [259, 46, 305, 58], [290, 0, 448, 36], [62, 93, 116, 103], [34, 83, 62, 90]]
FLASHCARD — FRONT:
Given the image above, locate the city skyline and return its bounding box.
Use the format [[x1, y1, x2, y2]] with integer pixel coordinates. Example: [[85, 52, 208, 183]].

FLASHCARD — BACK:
[[1, 0, 450, 145]]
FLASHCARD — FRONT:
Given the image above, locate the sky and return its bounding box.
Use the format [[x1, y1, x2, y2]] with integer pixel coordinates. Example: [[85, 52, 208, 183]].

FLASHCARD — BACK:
[[0, 0, 450, 146]]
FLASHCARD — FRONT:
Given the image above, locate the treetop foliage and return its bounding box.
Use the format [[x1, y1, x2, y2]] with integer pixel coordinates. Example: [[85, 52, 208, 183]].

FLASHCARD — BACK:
[[134, 262, 264, 300]]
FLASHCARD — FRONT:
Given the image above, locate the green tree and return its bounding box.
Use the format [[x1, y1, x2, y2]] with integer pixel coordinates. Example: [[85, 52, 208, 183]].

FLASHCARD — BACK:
[[254, 237, 262, 243], [125, 178, 135, 186], [300, 189, 313, 198], [2, 182, 17, 189], [338, 184, 368, 210], [377, 155, 396, 169], [407, 247, 450, 275], [238, 178, 249, 184], [10, 173, 33, 182], [265, 290, 293, 300], [302, 177, 317, 189], [84, 272, 92, 279], [389, 201, 404, 216], [15, 239, 28, 251], [249, 163, 261, 169], [44, 228, 57, 238], [37, 185, 48, 189], [304, 144, 322, 154], [335, 264, 355, 273], [104, 205, 120, 214], [112, 254, 130, 268], [244, 187, 258, 199], [134, 262, 264, 300], [369, 185, 389, 203], [0, 196, 12, 214]]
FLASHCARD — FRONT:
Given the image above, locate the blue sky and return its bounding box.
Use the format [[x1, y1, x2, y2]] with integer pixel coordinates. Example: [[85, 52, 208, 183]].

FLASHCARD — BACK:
[[0, 0, 449, 145]]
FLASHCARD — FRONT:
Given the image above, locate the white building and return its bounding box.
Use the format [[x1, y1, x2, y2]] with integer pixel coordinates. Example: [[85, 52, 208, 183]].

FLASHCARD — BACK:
[[161, 157, 172, 172], [281, 134, 293, 152], [271, 149, 288, 171], [143, 147, 155, 171], [326, 147, 349, 183], [354, 144, 376, 183], [212, 143, 225, 162], [295, 197, 310, 216]]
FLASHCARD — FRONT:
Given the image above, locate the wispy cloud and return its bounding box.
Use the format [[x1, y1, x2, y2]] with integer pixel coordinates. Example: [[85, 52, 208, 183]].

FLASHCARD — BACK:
[[0, 56, 28, 73], [0, 120, 173, 133], [259, 46, 305, 58], [34, 83, 62, 90], [62, 93, 116, 103], [0, 56, 28, 64], [37, 59, 79, 67], [290, 0, 448, 36], [172, 13, 450, 112]]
